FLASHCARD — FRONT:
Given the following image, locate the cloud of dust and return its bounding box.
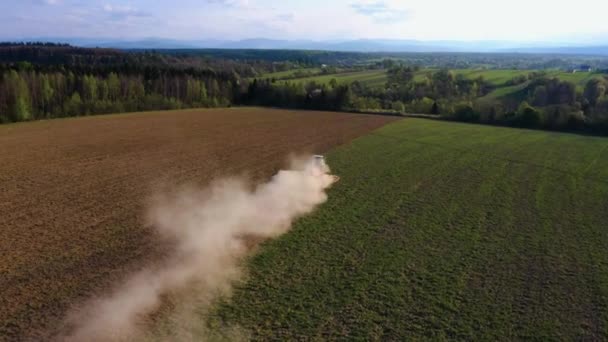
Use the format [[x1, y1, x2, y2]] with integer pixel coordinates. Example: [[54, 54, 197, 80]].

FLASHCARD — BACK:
[[60, 156, 338, 341]]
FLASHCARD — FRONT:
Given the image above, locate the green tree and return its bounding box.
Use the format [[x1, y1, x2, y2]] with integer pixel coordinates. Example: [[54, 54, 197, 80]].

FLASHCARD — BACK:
[[387, 66, 415, 86], [210, 97, 219, 107], [532, 86, 548, 106], [454, 103, 479, 122], [200, 81, 208, 104], [107, 72, 120, 102], [64, 92, 82, 117], [584, 79, 606, 106], [128, 78, 145, 100], [209, 79, 220, 98], [186, 78, 200, 104], [82, 75, 98, 103], [557, 81, 577, 105], [431, 102, 439, 114], [432, 69, 456, 98], [98, 79, 109, 102], [40, 74, 54, 117], [13, 94, 31, 121], [6, 70, 32, 121], [409, 97, 435, 113], [391, 101, 405, 113], [516, 102, 542, 128]]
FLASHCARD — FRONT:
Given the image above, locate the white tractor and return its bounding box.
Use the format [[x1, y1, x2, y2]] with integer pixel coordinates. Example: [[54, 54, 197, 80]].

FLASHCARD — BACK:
[[312, 155, 327, 171], [310, 155, 340, 184]]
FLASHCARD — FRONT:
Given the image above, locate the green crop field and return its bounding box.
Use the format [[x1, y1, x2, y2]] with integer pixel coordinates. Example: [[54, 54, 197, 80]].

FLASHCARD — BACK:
[[215, 118, 608, 340], [266, 68, 602, 94], [444, 69, 598, 87], [453, 69, 529, 86], [256, 68, 323, 80], [550, 71, 602, 86], [277, 69, 427, 87], [292, 70, 388, 88], [477, 81, 531, 103], [464, 70, 603, 101]]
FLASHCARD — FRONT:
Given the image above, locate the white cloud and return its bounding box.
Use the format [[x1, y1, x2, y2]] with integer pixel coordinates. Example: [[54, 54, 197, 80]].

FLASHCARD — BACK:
[[206, 0, 249, 7], [103, 4, 150, 18], [351, 1, 409, 23], [3, 0, 608, 43], [26, 0, 60, 5]]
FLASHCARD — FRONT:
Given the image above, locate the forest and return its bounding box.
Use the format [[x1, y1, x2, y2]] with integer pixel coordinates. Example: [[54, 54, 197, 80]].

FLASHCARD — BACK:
[[1, 43, 607, 134], [0, 63, 238, 122], [159, 48, 608, 70], [0, 43, 250, 122]]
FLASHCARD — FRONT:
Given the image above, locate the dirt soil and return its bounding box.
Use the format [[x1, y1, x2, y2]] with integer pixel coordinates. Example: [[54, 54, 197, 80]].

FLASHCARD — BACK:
[[0, 107, 398, 341]]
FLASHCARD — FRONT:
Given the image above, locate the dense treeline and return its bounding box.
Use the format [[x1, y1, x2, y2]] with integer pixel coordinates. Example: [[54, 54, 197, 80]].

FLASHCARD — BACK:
[[468, 76, 608, 133], [158, 49, 336, 66], [174, 49, 608, 70], [0, 44, 347, 122], [0, 43, 132, 66], [245, 79, 352, 111], [0, 43, 301, 123], [0, 43, 299, 78], [0, 62, 237, 123]]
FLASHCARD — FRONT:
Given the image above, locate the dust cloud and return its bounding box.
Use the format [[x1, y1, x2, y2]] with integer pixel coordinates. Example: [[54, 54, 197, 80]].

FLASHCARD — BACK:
[[59, 156, 338, 341]]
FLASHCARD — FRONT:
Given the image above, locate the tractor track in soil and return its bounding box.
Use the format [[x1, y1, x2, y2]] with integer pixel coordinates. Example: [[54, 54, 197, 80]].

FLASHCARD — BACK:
[[0, 107, 398, 341]]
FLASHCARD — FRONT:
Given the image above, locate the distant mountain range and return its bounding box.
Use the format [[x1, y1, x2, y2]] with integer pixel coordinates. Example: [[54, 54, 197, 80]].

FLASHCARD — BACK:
[[12, 37, 608, 55]]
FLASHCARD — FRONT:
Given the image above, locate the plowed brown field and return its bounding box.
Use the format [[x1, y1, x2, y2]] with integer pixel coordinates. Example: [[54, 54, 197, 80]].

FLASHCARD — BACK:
[[0, 107, 398, 340]]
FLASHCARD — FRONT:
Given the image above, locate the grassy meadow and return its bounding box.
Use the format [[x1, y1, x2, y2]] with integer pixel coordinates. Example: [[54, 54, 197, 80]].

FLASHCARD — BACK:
[[287, 70, 388, 88], [214, 118, 608, 340], [254, 68, 323, 80]]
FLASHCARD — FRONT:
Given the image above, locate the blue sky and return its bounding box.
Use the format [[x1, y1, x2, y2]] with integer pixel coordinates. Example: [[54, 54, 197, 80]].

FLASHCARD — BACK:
[[1, 0, 607, 43]]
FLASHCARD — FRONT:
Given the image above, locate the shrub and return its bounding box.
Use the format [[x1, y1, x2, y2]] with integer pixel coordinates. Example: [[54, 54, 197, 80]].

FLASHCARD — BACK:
[[505, 74, 528, 86], [515, 102, 542, 128], [406, 97, 434, 114], [453, 103, 479, 122], [391, 101, 405, 113], [566, 111, 586, 130], [431, 102, 439, 114], [474, 101, 505, 124]]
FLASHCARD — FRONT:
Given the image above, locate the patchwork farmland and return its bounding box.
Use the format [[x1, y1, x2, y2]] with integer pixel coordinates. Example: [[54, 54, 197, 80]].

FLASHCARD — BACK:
[[0, 108, 396, 340], [262, 67, 604, 91], [2, 108, 608, 340]]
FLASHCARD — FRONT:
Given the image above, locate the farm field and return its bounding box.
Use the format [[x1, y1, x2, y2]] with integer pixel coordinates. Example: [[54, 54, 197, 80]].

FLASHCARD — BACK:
[[452, 69, 529, 85], [438, 69, 599, 87], [284, 69, 388, 88], [280, 69, 598, 86], [267, 68, 603, 93], [254, 67, 323, 80], [0, 107, 397, 340], [215, 118, 608, 340], [477, 70, 603, 101]]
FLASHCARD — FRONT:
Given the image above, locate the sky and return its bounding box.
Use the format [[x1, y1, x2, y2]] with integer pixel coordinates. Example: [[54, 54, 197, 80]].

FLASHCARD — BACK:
[[1, 0, 607, 43]]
